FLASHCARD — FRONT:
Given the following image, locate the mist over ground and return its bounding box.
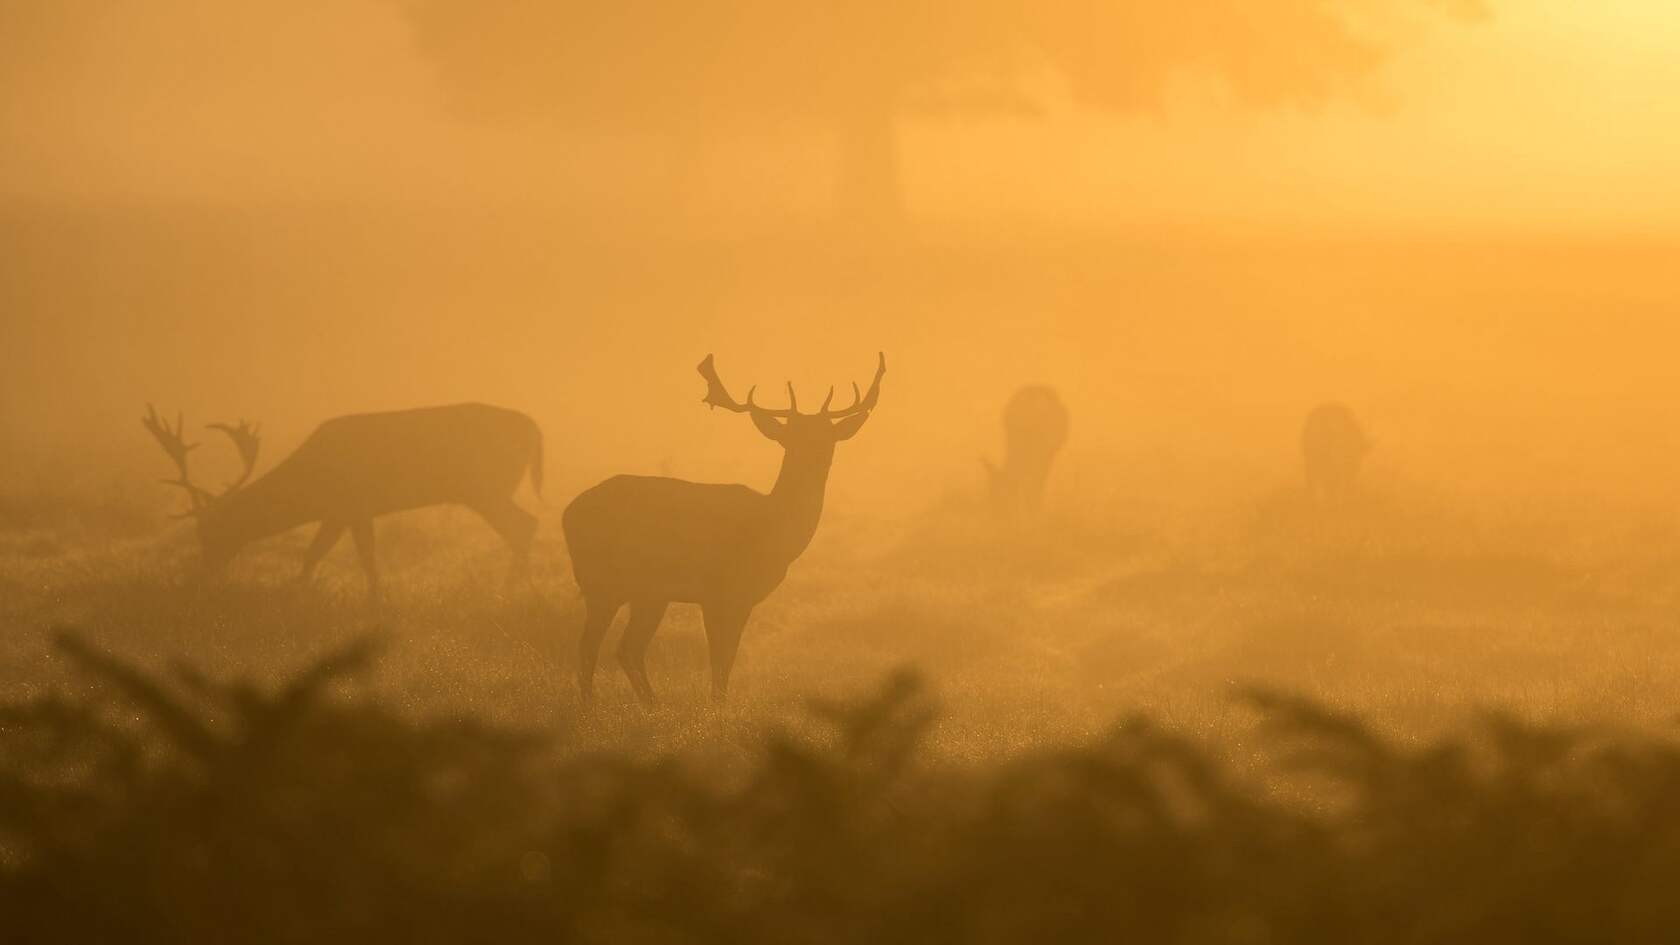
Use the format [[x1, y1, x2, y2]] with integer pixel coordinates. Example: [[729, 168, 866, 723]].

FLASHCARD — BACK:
[[4, 2, 1680, 941]]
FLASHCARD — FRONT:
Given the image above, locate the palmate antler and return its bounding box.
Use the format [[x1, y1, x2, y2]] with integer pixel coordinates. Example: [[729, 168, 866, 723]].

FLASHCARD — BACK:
[[207, 419, 261, 493], [142, 405, 262, 517], [698, 352, 886, 420], [143, 405, 210, 517]]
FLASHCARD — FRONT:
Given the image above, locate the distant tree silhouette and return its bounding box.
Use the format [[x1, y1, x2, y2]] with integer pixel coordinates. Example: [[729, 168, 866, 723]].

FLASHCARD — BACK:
[[399, 1, 1485, 224]]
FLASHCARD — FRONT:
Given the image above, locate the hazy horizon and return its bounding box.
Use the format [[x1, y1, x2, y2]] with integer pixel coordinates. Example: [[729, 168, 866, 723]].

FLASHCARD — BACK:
[[3, 1, 1677, 236]]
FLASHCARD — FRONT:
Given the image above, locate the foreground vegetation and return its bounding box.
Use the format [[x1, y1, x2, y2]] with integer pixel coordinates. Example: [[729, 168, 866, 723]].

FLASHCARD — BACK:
[[5, 628, 1680, 944]]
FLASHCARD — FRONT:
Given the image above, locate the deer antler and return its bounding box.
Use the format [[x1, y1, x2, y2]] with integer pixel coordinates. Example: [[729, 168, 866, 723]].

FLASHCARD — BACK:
[[697, 355, 796, 418], [207, 420, 261, 493], [142, 404, 212, 517], [698, 353, 886, 420], [820, 352, 886, 418], [143, 407, 264, 517]]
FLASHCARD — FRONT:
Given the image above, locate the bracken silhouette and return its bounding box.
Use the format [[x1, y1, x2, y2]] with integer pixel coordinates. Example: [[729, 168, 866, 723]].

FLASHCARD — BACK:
[[8, 633, 1680, 944]]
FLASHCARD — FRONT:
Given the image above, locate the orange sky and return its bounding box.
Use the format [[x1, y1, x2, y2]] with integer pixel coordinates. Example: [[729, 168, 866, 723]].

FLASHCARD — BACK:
[[913, 0, 1680, 234], [3, 1, 1678, 234]]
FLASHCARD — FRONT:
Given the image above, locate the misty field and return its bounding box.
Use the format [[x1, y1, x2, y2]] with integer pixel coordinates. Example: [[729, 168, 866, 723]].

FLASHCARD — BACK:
[[7, 209, 1680, 941], [5, 471, 1679, 744], [6, 478, 1680, 942]]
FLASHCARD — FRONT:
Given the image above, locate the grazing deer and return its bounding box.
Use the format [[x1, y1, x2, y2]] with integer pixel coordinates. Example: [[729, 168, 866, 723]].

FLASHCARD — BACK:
[[985, 384, 1070, 516], [563, 353, 886, 705], [144, 403, 543, 598], [1301, 401, 1370, 504]]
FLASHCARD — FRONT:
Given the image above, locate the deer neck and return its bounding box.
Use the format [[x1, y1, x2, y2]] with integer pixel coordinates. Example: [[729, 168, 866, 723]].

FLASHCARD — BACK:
[[202, 472, 310, 548], [763, 448, 834, 561]]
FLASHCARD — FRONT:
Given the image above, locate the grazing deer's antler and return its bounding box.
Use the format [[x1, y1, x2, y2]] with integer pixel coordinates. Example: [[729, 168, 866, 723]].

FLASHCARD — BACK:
[[143, 404, 211, 517], [144, 406, 263, 517], [207, 420, 261, 493], [697, 352, 886, 420]]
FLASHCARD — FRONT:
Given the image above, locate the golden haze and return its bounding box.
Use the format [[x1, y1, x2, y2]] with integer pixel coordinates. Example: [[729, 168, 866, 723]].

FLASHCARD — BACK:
[[4, 5, 1680, 938]]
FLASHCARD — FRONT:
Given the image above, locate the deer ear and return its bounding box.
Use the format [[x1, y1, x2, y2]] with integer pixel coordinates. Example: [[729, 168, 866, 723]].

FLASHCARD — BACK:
[[829, 411, 871, 441], [751, 412, 787, 442]]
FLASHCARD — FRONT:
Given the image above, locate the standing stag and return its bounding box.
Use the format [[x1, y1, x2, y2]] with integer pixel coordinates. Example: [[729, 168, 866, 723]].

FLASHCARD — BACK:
[[985, 384, 1070, 516], [563, 353, 886, 705], [1301, 401, 1370, 503], [144, 403, 543, 598]]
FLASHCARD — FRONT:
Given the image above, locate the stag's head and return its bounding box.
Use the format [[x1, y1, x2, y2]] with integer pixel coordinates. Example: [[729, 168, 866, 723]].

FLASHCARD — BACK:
[[697, 353, 886, 461], [142, 405, 262, 571]]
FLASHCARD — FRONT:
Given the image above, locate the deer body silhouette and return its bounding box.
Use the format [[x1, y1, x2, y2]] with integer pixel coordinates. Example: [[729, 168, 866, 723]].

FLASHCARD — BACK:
[[563, 353, 885, 705], [1301, 401, 1370, 504], [986, 384, 1069, 516], [145, 403, 542, 598]]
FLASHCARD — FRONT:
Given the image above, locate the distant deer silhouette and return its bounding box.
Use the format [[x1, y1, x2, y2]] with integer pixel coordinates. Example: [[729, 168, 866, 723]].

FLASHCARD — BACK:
[[563, 353, 886, 705], [144, 403, 542, 599], [985, 385, 1069, 516], [1301, 402, 1370, 504]]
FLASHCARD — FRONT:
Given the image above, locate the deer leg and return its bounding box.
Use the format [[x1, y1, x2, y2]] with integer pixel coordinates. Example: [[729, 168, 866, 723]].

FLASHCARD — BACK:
[[617, 600, 669, 707], [700, 602, 752, 703], [576, 595, 621, 706], [471, 498, 537, 587], [349, 519, 381, 603], [299, 521, 346, 583]]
